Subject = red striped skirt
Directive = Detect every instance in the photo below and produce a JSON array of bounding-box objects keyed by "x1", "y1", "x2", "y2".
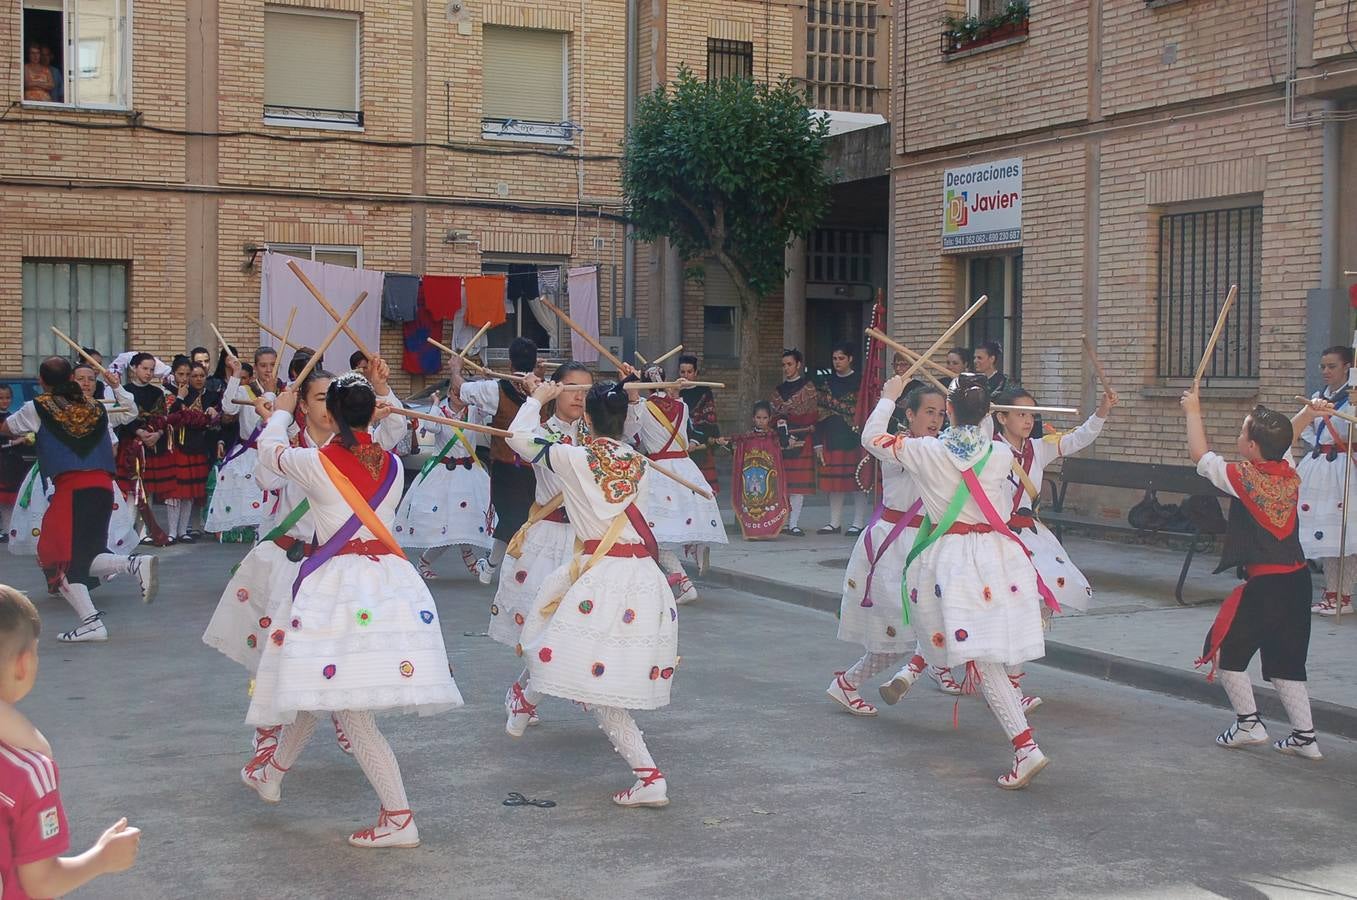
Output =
[
  {"x1": 166, "y1": 448, "x2": 210, "y2": 500},
  {"x1": 818, "y1": 446, "x2": 865, "y2": 494},
  {"x1": 782, "y1": 446, "x2": 816, "y2": 495},
  {"x1": 691, "y1": 448, "x2": 719, "y2": 496}
]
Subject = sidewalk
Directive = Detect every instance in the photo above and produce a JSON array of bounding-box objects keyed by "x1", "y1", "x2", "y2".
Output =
[{"x1": 699, "y1": 514, "x2": 1357, "y2": 738}]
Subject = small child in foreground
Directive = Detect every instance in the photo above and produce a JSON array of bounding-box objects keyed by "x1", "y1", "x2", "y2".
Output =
[
  {"x1": 1181, "y1": 390, "x2": 1322, "y2": 758},
  {"x1": 0, "y1": 584, "x2": 141, "y2": 897}
]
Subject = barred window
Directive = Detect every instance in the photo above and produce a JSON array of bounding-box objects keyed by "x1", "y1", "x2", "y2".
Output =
[
  {"x1": 22, "y1": 260, "x2": 127, "y2": 375},
  {"x1": 707, "y1": 38, "x2": 753, "y2": 82},
  {"x1": 808, "y1": 229, "x2": 874, "y2": 284},
  {"x1": 965, "y1": 253, "x2": 1022, "y2": 380},
  {"x1": 1156, "y1": 207, "x2": 1262, "y2": 380}
]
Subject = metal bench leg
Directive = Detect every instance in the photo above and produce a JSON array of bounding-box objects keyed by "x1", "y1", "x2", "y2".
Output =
[{"x1": 1176, "y1": 543, "x2": 1195, "y2": 606}]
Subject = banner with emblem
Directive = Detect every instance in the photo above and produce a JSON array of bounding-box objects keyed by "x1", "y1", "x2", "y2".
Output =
[{"x1": 731, "y1": 432, "x2": 789, "y2": 540}]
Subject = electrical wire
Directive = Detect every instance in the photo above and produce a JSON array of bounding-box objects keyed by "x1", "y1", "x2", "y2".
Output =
[{"x1": 0, "y1": 103, "x2": 624, "y2": 162}]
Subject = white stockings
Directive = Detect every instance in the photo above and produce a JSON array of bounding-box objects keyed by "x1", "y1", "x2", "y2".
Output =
[
  {"x1": 788, "y1": 494, "x2": 805, "y2": 529},
  {"x1": 270, "y1": 710, "x2": 410, "y2": 811},
  {"x1": 590, "y1": 705, "x2": 657, "y2": 773},
  {"x1": 1321, "y1": 555, "x2": 1357, "y2": 597},
  {"x1": 1272, "y1": 678, "x2": 1314, "y2": 733},
  {"x1": 843, "y1": 652, "x2": 906, "y2": 686},
  {"x1": 1217, "y1": 669, "x2": 1256, "y2": 716},
  {"x1": 976, "y1": 662, "x2": 1030, "y2": 741}
]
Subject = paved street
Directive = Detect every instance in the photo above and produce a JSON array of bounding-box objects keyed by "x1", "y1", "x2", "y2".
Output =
[{"x1": 6, "y1": 540, "x2": 1357, "y2": 899}]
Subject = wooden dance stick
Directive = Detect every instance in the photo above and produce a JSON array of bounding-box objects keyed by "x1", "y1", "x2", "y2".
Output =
[
  {"x1": 277, "y1": 308, "x2": 297, "y2": 365},
  {"x1": 898, "y1": 295, "x2": 989, "y2": 385},
  {"x1": 1294, "y1": 396, "x2": 1357, "y2": 427},
  {"x1": 49, "y1": 327, "x2": 113, "y2": 380},
  {"x1": 458, "y1": 321, "x2": 493, "y2": 358},
  {"x1": 384, "y1": 405, "x2": 514, "y2": 439},
  {"x1": 624, "y1": 380, "x2": 725, "y2": 391},
  {"x1": 425, "y1": 337, "x2": 532, "y2": 383},
  {"x1": 208, "y1": 322, "x2": 233, "y2": 357},
  {"x1": 899, "y1": 362, "x2": 949, "y2": 393},
  {"x1": 865, "y1": 328, "x2": 952, "y2": 379},
  {"x1": 1081, "y1": 334, "x2": 1114, "y2": 395},
  {"x1": 538, "y1": 298, "x2": 627, "y2": 370},
  {"x1": 646, "y1": 458, "x2": 714, "y2": 500},
  {"x1": 290, "y1": 292, "x2": 367, "y2": 388},
  {"x1": 634, "y1": 350, "x2": 649, "y2": 365},
  {"x1": 248, "y1": 316, "x2": 304, "y2": 352},
  {"x1": 992, "y1": 404, "x2": 1079, "y2": 416},
  {"x1": 651, "y1": 344, "x2": 685, "y2": 366},
  {"x1": 286, "y1": 260, "x2": 373, "y2": 359},
  {"x1": 1192, "y1": 284, "x2": 1239, "y2": 390}
]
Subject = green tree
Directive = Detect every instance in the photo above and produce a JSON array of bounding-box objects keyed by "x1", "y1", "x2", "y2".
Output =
[{"x1": 623, "y1": 66, "x2": 832, "y2": 415}]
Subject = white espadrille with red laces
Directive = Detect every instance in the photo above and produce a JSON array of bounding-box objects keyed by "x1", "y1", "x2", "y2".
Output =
[
  {"x1": 1317, "y1": 594, "x2": 1353, "y2": 617},
  {"x1": 1008, "y1": 672, "x2": 1043, "y2": 713},
  {"x1": 332, "y1": 714, "x2": 353, "y2": 755},
  {"x1": 416, "y1": 556, "x2": 438, "y2": 580},
  {"x1": 612, "y1": 767, "x2": 668, "y2": 808},
  {"x1": 997, "y1": 730, "x2": 1049, "y2": 790},
  {"x1": 252, "y1": 725, "x2": 281, "y2": 755},
  {"x1": 505, "y1": 682, "x2": 537, "y2": 738},
  {"x1": 240, "y1": 747, "x2": 286, "y2": 804},
  {"x1": 927, "y1": 665, "x2": 963, "y2": 696},
  {"x1": 460, "y1": 547, "x2": 480, "y2": 576},
  {"x1": 349, "y1": 808, "x2": 420, "y2": 848},
  {"x1": 878, "y1": 656, "x2": 927, "y2": 706},
  {"x1": 826, "y1": 672, "x2": 877, "y2": 717}
]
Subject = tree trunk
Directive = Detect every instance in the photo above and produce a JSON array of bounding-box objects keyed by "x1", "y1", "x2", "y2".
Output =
[{"x1": 735, "y1": 287, "x2": 763, "y2": 433}]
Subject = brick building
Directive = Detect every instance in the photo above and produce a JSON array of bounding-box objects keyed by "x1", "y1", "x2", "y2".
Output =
[
  {"x1": 891, "y1": 0, "x2": 1356, "y2": 517},
  {"x1": 2, "y1": 0, "x2": 892, "y2": 424}
]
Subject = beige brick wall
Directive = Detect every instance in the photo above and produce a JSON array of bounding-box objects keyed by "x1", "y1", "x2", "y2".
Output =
[
  {"x1": 900, "y1": 1, "x2": 1088, "y2": 154},
  {"x1": 1102, "y1": 0, "x2": 1285, "y2": 116},
  {"x1": 1314, "y1": 0, "x2": 1357, "y2": 60}
]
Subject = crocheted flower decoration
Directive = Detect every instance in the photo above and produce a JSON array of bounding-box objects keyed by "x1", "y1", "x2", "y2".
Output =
[
  {"x1": 591, "y1": 662, "x2": 606, "y2": 677},
  {"x1": 271, "y1": 630, "x2": 285, "y2": 646},
  {"x1": 515, "y1": 570, "x2": 528, "y2": 584},
  {"x1": 399, "y1": 660, "x2": 414, "y2": 678},
  {"x1": 259, "y1": 617, "x2": 271, "y2": 629},
  {"x1": 910, "y1": 588, "x2": 918, "y2": 602},
  {"x1": 237, "y1": 588, "x2": 249, "y2": 603},
  {"x1": 420, "y1": 610, "x2": 434, "y2": 624},
  {"x1": 514, "y1": 612, "x2": 525, "y2": 626},
  {"x1": 954, "y1": 629, "x2": 968, "y2": 642},
  {"x1": 650, "y1": 666, "x2": 660, "y2": 680},
  {"x1": 660, "y1": 667, "x2": 675, "y2": 680},
  {"x1": 934, "y1": 584, "x2": 942, "y2": 598},
  {"x1": 886, "y1": 626, "x2": 897, "y2": 637},
  {"x1": 291, "y1": 617, "x2": 301, "y2": 629},
  {"x1": 490, "y1": 604, "x2": 500, "y2": 616},
  {"x1": 931, "y1": 632, "x2": 945, "y2": 648},
  {"x1": 356, "y1": 609, "x2": 372, "y2": 626},
  {"x1": 539, "y1": 647, "x2": 553, "y2": 662},
  {"x1": 1057, "y1": 577, "x2": 1066, "y2": 588},
  {"x1": 622, "y1": 609, "x2": 636, "y2": 624},
  {"x1": 578, "y1": 600, "x2": 594, "y2": 615},
  {"x1": 983, "y1": 587, "x2": 992, "y2": 602},
  {"x1": 246, "y1": 635, "x2": 257, "y2": 649}
]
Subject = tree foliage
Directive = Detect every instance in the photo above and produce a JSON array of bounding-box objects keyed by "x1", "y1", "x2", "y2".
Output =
[{"x1": 623, "y1": 67, "x2": 832, "y2": 301}]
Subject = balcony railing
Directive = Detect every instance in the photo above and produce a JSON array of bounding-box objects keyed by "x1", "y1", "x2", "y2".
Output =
[
  {"x1": 942, "y1": 2, "x2": 1029, "y2": 56},
  {"x1": 263, "y1": 105, "x2": 363, "y2": 128}
]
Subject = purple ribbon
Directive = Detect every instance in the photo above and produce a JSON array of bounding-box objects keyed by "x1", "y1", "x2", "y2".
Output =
[
  {"x1": 220, "y1": 422, "x2": 265, "y2": 467},
  {"x1": 291, "y1": 457, "x2": 399, "y2": 599},
  {"x1": 861, "y1": 498, "x2": 924, "y2": 608}
]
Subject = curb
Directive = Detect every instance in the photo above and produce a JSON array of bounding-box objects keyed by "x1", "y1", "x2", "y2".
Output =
[{"x1": 699, "y1": 566, "x2": 1357, "y2": 742}]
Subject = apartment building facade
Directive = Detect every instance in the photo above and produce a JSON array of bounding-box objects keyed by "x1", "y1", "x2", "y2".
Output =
[{"x1": 891, "y1": 0, "x2": 1355, "y2": 510}]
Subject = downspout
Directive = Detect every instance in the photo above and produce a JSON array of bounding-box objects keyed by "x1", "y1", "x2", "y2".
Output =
[{"x1": 623, "y1": 0, "x2": 638, "y2": 320}]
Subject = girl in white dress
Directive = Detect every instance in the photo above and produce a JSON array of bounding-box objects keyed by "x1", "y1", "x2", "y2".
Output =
[
  {"x1": 504, "y1": 376, "x2": 677, "y2": 808},
  {"x1": 625, "y1": 370, "x2": 726, "y2": 604},
  {"x1": 239, "y1": 372, "x2": 463, "y2": 848},
  {"x1": 393, "y1": 392, "x2": 494, "y2": 568},
  {"x1": 1295, "y1": 345, "x2": 1357, "y2": 615},
  {"x1": 204, "y1": 349, "x2": 280, "y2": 534},
  {"x1": 827, "y1": 383, "x2": 945, "y2": 717},
  {"x1": 872, "y1": 373, "x2": 1050, "y2": 790},
  {"x1": 992, "y1": 384, "x2": 1118, "y2": 709}
]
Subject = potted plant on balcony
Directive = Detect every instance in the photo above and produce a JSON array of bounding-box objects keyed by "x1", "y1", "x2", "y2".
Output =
[{"x1": 943, "y1": 0, "x2": 1029, "y2": 54}]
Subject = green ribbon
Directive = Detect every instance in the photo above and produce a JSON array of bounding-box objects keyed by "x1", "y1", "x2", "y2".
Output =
[
  {"x1": 900, "y1": 447, "x2": 992, "y2": 627},
  {"x1": 414, "y1": 429, "x2": 473, "y2": 487},
  {"x1": 261, "y1": 499, "x2": 310, "y2": 545},
  {"x1": 16, "y1": 463, "x2": 40, "y2": 510}
]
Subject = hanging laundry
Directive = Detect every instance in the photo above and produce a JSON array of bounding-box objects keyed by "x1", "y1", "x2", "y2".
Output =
[
  {"x1": 464, "y1": 274, "x2": 508, "y2": 328},
  {"x1": 403, "y1": 305, "x2": 444, "y2": 375},
  {"x1": 382, "y1": 273, "x2": 421, "y2": 323},
  {"x1": 421, "y1": 275, "x2": 463, "y2": 321},
  {"x1": 260, "y1": 252, "x2": 383, "y2": 372},
  {"x1": 567, "y1": 266, "x2": 601, "y2": 364}
]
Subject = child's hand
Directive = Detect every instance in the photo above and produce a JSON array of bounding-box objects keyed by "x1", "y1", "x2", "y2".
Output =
[
  {"x1": 1308, "y1": 398, "x2": 1336, "y2": 418},
  {"x1": 1180, "y1": 388, "x2": 1201, "y2": 415},
  {"x1": 881, "y1": 374, "x2": 908, "y2": 402},
  {"x1": 272, "y1": 389, "x2": 297, "y2": 415},
  {"x1": 94, "y1": 818, "x2": 141, "y2": 874},
  {"x1": 1097, "y1": 388, "x2": 1119, "y2": 417}
]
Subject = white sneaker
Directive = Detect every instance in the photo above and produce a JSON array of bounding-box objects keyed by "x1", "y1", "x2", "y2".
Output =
[
  {"x1": 1216, "y1": 713, "x2": 1269, "y2": 749},
  {"x1": 675, "y1": 578, "x2": 699, "y2": 605},
  {"x1": 998, "y1": 740, "x2": 1049, "y2": 790},
  {"x1": 1274, "y1": 729, "x2": 1323, "y2": 760},
  {"x1": 826, "y1": 672, "x2": 877, "y2": 717},
  {"x1": 927, "y1": 665, "x2": 963, "y2": 696},
  {"x1": 878, "y1": 662, "x2": 924, "y2": 706},
  {"x1": 505, "y1": 682, "x2": 537, "y2": 738},
  {"x1": 475, "y1": 558, "x2": 497, "y2": 585},
  {"x1": 58, "y1": 614, "x2": 107, "y2": 643},
  {"x1": 129, "y1": 554, "x2": 159, "y2": 603},
  {"x1": 612, "y1": 768, "x2": 669, "y2": 808},
  {"x1": 240, "y1": 752, "x2": 283, "y2": 804},
  {"x1": 332, "y1": 714, "x2": 353, "y2": 756},
  {"x1": 1317, "y1": 595, "x2": 1352, "y2": 617},
  {"x1": 348, "y1": 808, "x2": 420, "y2": 848}
]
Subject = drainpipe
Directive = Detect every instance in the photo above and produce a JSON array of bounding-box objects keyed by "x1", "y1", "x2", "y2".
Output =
[{"x1": 623, "y1": 0, "x2": 638, "y2": 320}]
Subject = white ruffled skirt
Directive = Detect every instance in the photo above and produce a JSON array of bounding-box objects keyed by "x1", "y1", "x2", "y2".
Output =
[
  {"x1": 392, "y1": 461, "x2": 494, "y2": 550},
  {"x1": 637, "y1": 455, "x2": 727, "y2": 547},
  {"x1": 1019, "y1": 521, "x2": 1092, "y2": 613},
  {"x1": 488, "y1": 519, "x2": 576, "y2": 648},
  {"x1": 246, "y1": 554, "x2": 464, "y2": 725},
  {"x1": 202, "y1": 539, "x2": 292, "y2": 673},
  {"x1": 905, "y1": 531, "x2": 1044, "y2": 669},
  {"x1": 1297, "y1": 450, "x2": 1357, "y2": 558},
  {"x1": 836, "y1": 519, "x2": 918, "y2": 654},
  {"x1": 522, "y1": 555, "x2": 678, "y2": 710},
  {"x1": 204, "y1": 449, "x2": 272, "y2": 532}
]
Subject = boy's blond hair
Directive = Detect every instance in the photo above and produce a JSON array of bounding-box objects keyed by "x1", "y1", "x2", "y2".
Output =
[{"x1": 0, "y1": 587, "x2": 41, "y2": 664}]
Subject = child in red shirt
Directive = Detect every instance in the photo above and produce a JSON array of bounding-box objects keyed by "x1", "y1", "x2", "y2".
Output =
[{"x1": 0, "y1": 585, "x2": 140, "y2": 897}]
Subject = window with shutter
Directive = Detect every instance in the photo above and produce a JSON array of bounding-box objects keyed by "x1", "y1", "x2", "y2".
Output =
[
  {"x1": 481, "y1": 25, "x2": 572, "y2": 144},
  {"x1": 22, "y1": 260, "x2": 128, "y2": 374},
  {"x1": 263, "y1": 8, "x2": 361, "y2": 129}
]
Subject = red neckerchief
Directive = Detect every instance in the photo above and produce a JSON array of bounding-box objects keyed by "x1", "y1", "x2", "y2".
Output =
[
  {"x1": 649, "y1": 394, "x2": 685, "y2": 455},
  {"x1": 997, "y1": 433, "x2": 1035, "y2": 517},
  {"x1": 1224, "y1": 459, "x2": 1299, "y2": 541},
  {"x1": 319, "y1": 432, "x2": 389, "y2": 498}
]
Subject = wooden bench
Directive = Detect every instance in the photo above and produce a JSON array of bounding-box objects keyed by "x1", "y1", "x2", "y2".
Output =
[{"x1": 1042, "y1": 457, "x2": 1229, "y2": 606}]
